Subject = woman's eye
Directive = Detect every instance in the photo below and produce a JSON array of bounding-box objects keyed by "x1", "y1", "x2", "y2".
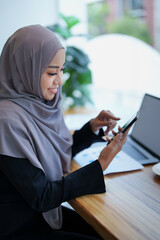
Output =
[
  {"x1": 48, "y1": 68, "x2": 66, "y2": 76},
  {"x1": 48, "y1": 73, "x2": 57, "y2": 76}
]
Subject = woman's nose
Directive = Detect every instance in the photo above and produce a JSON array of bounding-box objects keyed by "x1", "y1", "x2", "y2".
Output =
[{"x1": 54, "y1": 73, "x2": 63, "y2": 85}]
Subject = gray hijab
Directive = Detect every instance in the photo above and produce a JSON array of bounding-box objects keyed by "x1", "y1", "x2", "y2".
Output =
[{"x1": 0, "y1": 25, "x2": 72, "y2": 229}]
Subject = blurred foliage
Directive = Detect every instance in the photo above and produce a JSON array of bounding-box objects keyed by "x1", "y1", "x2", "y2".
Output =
[
  {"x1": 108, "y1": 13, "x2": 152, "y2": 45},
  {"x1": 88, "y1": 1, "x2": 109, "y2": 37},
  {"x1": 87, "y1": 2, "x2": 152, "y2": 45},
  {"x1": 47, "y1": 13, "x2": 92, "y2": 109}
]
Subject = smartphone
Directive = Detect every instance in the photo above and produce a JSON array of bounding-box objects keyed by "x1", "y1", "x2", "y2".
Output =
[
  {"x1": 121, "y1": 111, "x2": 139, "y2": 134},
  {"x1": 107, "y1": 112, "x2": 139, "y2": 144}
]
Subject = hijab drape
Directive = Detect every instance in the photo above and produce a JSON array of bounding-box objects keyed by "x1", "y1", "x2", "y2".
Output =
[{"x1": 0, "y1": 25, "x2": 72, "y2": 229}]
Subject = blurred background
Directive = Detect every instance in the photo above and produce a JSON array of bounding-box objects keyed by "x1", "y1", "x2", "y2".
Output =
[{"x1": 1, "y1": 0, "x2": 160, "y2": 130}]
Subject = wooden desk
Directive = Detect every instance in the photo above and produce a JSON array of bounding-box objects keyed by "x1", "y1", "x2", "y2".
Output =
[{"x1": 69, "y1": 160, "x2": 160, "y2": 240}]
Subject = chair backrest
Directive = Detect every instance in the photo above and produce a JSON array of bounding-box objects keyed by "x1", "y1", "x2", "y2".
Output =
[
  {"x1": 85, "y1": 33, "x2": 160, "y2": 94},
  {"x1": 84, "y1": 33, "x2": 160, "y2": 115}
]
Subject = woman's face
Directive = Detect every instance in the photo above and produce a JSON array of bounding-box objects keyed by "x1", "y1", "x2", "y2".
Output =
[{"x1": 41, "y1": 48, "x2": 65, "y2": 101}]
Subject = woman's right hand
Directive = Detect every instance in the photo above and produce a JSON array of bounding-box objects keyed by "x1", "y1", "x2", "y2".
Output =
[{"x1": 98, "y1": 127, "x2": 130, "y2": 171}]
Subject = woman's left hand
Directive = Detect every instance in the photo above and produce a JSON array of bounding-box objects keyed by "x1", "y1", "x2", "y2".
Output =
[{"x1": 90, "y1": 110, "x2": 120, "y2": 136}]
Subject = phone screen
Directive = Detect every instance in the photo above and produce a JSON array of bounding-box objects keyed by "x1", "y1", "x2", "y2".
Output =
[
  {"x1": 121, "y1": 112, "x2": 139, "y2": 134},
  {"x1": 108, "y1": 112, "x2": 139, "y2": 144}
]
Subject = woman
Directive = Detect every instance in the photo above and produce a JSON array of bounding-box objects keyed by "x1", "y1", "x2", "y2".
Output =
[{"x1": 0, "y1": 25, "x2": 129, "y2": 240}]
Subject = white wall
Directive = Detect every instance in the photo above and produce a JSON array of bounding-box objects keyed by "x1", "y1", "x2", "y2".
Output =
[{"x1": 0, "y1": 0, "x2": 59, "y2": 53}]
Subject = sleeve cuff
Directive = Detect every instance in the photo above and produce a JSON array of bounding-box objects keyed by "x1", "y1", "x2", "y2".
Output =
[{"x1": 63, "y1": 160, "x2": 106, "y2": 202}]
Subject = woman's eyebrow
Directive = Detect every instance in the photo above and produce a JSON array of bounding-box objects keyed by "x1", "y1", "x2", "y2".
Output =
[
  {"x1": 48, "y1": 63, "x2": 65, "y2": 69},
  {"x1": 48, "y1": 65, "x2": 59, "y2": 69}
]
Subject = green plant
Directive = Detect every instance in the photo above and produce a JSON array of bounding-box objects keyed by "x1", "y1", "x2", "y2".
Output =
[
  {"x1": 108, "y1": 13, "x2": 152, "y2": 45},
  {"x1": 47, "y1": 13, "x2": 92, "y2": 109},
  {"x1": 88, "y1": 1, "x2": 109, "y2": 37}
]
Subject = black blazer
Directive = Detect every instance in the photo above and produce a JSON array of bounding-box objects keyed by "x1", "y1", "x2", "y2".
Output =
[{"x1": 0, "y1": 122, "x2": 106, "y2": 238}]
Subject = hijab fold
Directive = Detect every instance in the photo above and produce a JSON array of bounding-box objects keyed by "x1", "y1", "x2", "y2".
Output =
[{"x1": 0, "y1": 25, "x2": 72, "y2": 229}]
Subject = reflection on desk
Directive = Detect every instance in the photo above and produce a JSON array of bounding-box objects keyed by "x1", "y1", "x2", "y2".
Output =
[{"x1": 69, "y1": 160, "x2": 160, "y2": 240}]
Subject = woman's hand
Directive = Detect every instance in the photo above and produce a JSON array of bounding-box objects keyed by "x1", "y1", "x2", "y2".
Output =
[
  {"x1": 90, "y1": 110, "x2": 120, "y2": 135},
  {"x1": 98, "y1": 127, "x2": 130, "y2": 171}
]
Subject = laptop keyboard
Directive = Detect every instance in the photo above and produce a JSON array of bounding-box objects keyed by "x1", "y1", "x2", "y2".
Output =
[{"x1": 122, "y1": 141, "x2": 148, "y2": 161}]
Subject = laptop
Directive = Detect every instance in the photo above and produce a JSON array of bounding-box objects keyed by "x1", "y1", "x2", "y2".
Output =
[{"x1": 122, "y1": 93, "x2": 160, "y2": 165}]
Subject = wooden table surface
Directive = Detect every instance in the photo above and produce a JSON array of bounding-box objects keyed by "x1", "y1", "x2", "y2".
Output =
[{"x1": 69, "y1": 160, "x2": 160, "y2": 240}]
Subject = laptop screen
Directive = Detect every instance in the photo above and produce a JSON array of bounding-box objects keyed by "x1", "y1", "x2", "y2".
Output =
[{"x1": 131, "y1": 94, "x2": 160, "y2": 159}]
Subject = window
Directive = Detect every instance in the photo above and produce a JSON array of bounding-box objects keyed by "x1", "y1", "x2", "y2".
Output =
[{"x1": 125, "y1": 0, "x2": 146, "y2": 18}]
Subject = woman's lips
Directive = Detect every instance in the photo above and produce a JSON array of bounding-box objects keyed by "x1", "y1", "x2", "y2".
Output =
[{"x1": 48, "y1": 88, "x2": 58, "y2": 94}]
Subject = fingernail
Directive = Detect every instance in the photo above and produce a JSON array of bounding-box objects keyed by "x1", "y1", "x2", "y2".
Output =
[
  {"x1": 119, "y1": 132, "x2": 123, "y2": 138},
  {"x1": 118, "y1": 132, "x2": 123, "y2": 138}
]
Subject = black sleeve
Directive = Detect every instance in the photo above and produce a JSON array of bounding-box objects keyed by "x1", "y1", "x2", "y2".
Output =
[
  {"x1": 72, "y1": 121, "x2": 105, "y2": 157},
  {"x1": 0, "y1": 154, "x2": 105, "y2": 213}
]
